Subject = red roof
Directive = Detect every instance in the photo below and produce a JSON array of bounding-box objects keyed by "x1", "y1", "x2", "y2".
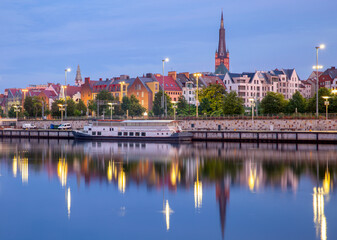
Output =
[
  {"x1": 66, "y1": 86, "x2": 81, "y2": 97},
  {"x1": 41, "y1": 90, "x2": 58, "y2": 98},
  {"x1": 28, "y1": 90, "x2": 42, "y2": 97},
  {"x1": 154, "y1": 74, "x2": 181, "y2": 91},
  {"x1": 200, "y1": 76, "x2": 225, "y2": 87}
]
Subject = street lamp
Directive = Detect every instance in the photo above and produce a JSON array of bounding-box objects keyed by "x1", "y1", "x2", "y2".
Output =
[
  {"x1": 172, "y1": 105, "x2": 177, "y2": 120},
  {"x1": 143, "y1": 111, "x2": 148, "y2": 119},
  {"x1": 193, "y1": 73, "x2": 202, "y2": 118},
  {"x1": 322, "y1": 96, "x2": 330, "y2": 120},
  {"x1": 162, "y1": 58, "x2": 169, "y2": 118},
  {"x1": 108, "y1": 102, "x2": 117, "y2": 120},
  {"x1": 64, "y1": 68, "x2": 71, "y2": 118},
  {"x1": 13, "y1": 105, "x2": 20, "y2": 120},
  {"x1": 58, "y1": 104, "x2": 66, "y2": 121},
  {"x1": 314, "y1": 44, "x2": 325, "y2": 118},
  {"x1": 249, "y1": 98, "x2": 255, "y2": 123}
]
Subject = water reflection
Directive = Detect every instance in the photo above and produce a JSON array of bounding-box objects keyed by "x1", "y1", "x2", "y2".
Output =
[{"x1": 1, "y1": 139, "x2": 337, "y2": 239}]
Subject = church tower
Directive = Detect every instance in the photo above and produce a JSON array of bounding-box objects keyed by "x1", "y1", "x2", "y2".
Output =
[
  {"x1": 75, "y1": 65, "x2": 83, "y2": 86},
  {"x1": 215, "y1": 11, "x2": 229, "y2": 72}
]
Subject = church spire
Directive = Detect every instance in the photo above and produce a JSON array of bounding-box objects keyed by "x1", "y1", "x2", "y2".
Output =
[
  {"x1": 215, "y1": 10, "x2": 230, "y2": 72},
  {"x1": 221, "y1": 10, "x2": 224, "y2": 29},
  {"x1": 75, "y1": 65, "x2": 83, "y2": 86}
]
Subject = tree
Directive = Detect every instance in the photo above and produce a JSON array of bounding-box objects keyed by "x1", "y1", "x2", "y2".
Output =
[
  {"x1": 152, "y1": 91, "x2": 173, "y2": 116},
  {"x1": 66, "y1": 98, "x2": 76, "y2": 117},
  {"x1": 223, "y1": 91, "x2": 245, "y2": 115},
  {"x1": 199, "y1": 98, "x2": 212, "y2": 115},
  {"x1": 307, "y1": 87, "x2": 331, "y2": 113},
  {"x1": 76, "y1": 99, "x2": 87, "y2": 116},
  {"x1": 121, "y1": 95, "x2": 146, "y2": 117},
  {"x1": 8, "y1": 106, "x2": 17, "y2": 118},
  {"x1": 51, "y1": 99, "x2": 64, "y2": 117},
  {"x1": 32, "y1": 96, "x2": 42, "y2": 118},
  {"x1": 93, "y1": 90, "x2": 115, "y2": 116},
  {"x1": 286, "y1": 91, "x2": 307, "y2": 114},
  {"x1": 260, "y1": 92, "x2": 287, "y2": 114},
  {"x1": 199, "y1": 84, "x2": 226, "y2": 116},
  {"x1": 23, "y1": 96, "x2": 34, "y2": 116}
]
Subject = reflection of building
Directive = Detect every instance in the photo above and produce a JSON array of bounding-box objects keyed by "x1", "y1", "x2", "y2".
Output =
[{"x1": 216, "y1": 180, "x2": 230, "y2": 239}]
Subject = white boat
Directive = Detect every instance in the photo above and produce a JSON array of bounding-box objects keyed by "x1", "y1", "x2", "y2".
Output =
[{"x1": 72, "y1": 120, "x2": 192, "y2": 142}]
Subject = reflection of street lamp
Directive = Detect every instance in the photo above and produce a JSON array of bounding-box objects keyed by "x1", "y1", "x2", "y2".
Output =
[
  {"x1": 64, "y1": 68, "x2": 71, "y2": 118},
  {"x1": 58, "y1": 104, "x2": 66, "y2": 121},
  {"x1": 194, "y1": 73, "x2": 202, "y2": 118},
  {"x1": 314, "y1": 44, "x2": 325, "y2": 118},
  {"x1": 322, "y1": 96, "x2": 330, "y2": 120},
  {"x1": 249, "y1": 98, "x2": 255, "y2": 123},
  {"x1": 162, "y1": 58, "x2": 169, "y2": 117}
]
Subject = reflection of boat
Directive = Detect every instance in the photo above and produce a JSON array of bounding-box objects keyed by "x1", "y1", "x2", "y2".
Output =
[{"x1": 73, "y1": 120, "x2": 192, "y2": 142}]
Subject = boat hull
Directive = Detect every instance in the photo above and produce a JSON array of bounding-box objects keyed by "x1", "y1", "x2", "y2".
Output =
[{"x1": 72, "y1": 131, "x2": 192, "y2": 142}]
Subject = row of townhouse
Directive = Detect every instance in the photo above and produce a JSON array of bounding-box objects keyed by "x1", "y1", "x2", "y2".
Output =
[
  {"x1": 80, "y1": 72, "x2": 224, "y2": 112},
  {"x1": 222, "y1": 68, "x2": 303, "y2": 107}
]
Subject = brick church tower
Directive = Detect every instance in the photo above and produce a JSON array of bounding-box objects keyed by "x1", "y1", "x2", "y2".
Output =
[{"x1": 215, "y1": 11, "x2": 229, "y2": 72}]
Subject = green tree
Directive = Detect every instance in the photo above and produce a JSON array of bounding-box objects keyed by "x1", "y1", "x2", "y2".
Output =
[
  {"x1": 286, "y1": 91, "x2": 307, "y2": 114},
  {"x1": 8, "y1": 106, "x2": 17, "y2": 118},
  {"x1": 307, "y1": 87, "x2": 331, "y2": 113},
  {"x1": 76, "y1": 99, "x2": 87, "y2": 116},
  {"x1": 51, "y1": 99, "x2": 65, "y2": 117},
  {"x1": 199, "y1": 84, "x2": 226, "y2": 116},
  {"x1": 65, "y1": 98, "x2": 76, "y2": 117},
  {"x1": 223, "y1": 91, "x2": 245, "y2": 115},
  {"x1": 152, "y1": 91, "x2": 173, "y2": 116},
  {"x1": 23, "y1": 96, "x2": 34, "y2": 116},
  {"x1": 199, "y1": 98, "x2": 212, "y2": 115},
  {"x1": 121, "y1": 95, "x2": 146, "y2": 117},
  {"x1": 92, "y1": 90, "x2": 115, "y2": 116},
  {"x1": 260, "y1": 92, "x2": 287, "y2": 114},
  {"x1": 32, "y1": 96, "x2": 42, "y2": 118}
]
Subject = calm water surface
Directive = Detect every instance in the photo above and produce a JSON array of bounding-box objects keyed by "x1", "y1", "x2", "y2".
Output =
[{"x1": 0, "y1": 139, "x2": 336, "y2": 240}]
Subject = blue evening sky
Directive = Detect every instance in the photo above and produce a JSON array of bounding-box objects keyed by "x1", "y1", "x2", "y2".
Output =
[{"x1": 0, "y1": 0, "x2": 336, "y2": 91}]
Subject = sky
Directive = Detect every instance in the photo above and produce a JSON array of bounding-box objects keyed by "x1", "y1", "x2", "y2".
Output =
[{"x1": 0, "y1": 0, "x2": 336, "y2": 91}]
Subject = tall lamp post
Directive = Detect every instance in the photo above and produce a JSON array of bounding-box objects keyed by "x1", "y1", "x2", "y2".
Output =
[
  {"x1": 13, "y1": 105, "x2": 20, "y2": 120},
  {"x1": 108, "y1": 102, "x2": 117, "y2": 120},
  {"x1": 58, "y1": 104, "x2": 66, "y2": 122},
  {"x1": 162, "y1": 58, "x2": 169, "y2": 117},
  {"x1": 64, "y1": 68, "x2": 71, "y2": 118},
  {"x1": 249, "y1": 98, "x2": 255, "y2": 124},
  {"x1": 193, "y1": 73, "x2": 202, "y2": 118},
  {"x1": 322, "y1": 96, "x2": 330, "y2": 120},
  {"x1": 314, "y1": 44, "x2": 325, "y2": 118}
]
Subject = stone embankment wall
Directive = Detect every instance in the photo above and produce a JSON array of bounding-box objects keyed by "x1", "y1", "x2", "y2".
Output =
[
  {"x1": 180, "y1": 119, "x2": 337, "y2": 131},
  {"x1": 17, "y1": 120, "x2": 89, "y2": 130}
]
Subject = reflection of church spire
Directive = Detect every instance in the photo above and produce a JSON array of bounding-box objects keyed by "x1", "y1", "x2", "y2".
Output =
[{"x1": 216, "y1": 180, "x2": 230, "y2": 239}]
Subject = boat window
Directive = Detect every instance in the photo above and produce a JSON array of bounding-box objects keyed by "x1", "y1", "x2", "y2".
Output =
[
  {"x1": 141, "y1": 132, "x2": 146, "y2": 136},
  {"x1": 123, "y1": 132, "x2": 128, "y2": 136},
  {"x1": 103, "y1": 128, "x2": 105, "y2": 131},
  {"x1": 110, "y1": 128, "x2": 114, "y2": 131},
  {"x1": 118, "y1": 132, "x2": 122, "y2": 136},
  {"x1": 129, "y1": 132, "x2": 134, "y2": 136},
  {"x1": 92, "y1": 132, "x2": 96, "y2": 136},
  {"x1": 98, "y1": 132, "x2": 102, "y2": 136},
  {"x1": 135, "y1": 132, "x2": 140, "y2": 136},
  {"x1": 157, "y1": 133, "x2": 159, "y2": 135},
  {"x1": 166, "y1": 133, "x2": 169, "y2": 135},
  {"x1": 88, "y1": 128, "x2": 92, "y2": 131},
  {"x1": 191, "y1": 123, "x2": 195, "y2": 128},
  {"x1": 162, "y1": 133, "x2": 164, "y2": 135}
]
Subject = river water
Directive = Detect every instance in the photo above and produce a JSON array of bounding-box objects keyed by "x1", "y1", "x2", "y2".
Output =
[{"x1": 0, "y1": 139, "x2": 336, "y2": 240}]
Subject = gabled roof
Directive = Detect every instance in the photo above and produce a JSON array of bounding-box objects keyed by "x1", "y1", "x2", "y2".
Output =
[
  {"x1": 28, "y1": 90, "x2": 41, "y2": 97},
  {"x1": 138, "y1": 77, "x2": 155, "y2": 92},
  {"x1": 200, "y1": 76, "x2": 225, "y2": 87},
  {"x1": 154, "y1": 74, "x2": 182, "y2": 91},
  {"x1": 215, "y1": 63, "x2": 229, "y2": 75},
  {"x1": 66, "y1": 86, "x2": 81, "y2": 97},
  {"x1": 321, "y1": 67, "x2": 337, "y2": 80},
  {"x1": 40, "y1": 90, "x2": 58, "y2": 99}
]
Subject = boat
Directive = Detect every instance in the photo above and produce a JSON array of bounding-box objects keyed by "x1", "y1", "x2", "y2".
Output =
[{"x1": 72, "y1": 120, "x2": 193, "y2": 142}]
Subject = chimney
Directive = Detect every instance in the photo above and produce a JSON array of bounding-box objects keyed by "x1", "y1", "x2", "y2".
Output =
[
  {"x1": 99, "y1": 78, "x2": 102, "y2": 81},
  {"x1": 331, "y1": 67, "x2": 336, "y2": 70},
  {"x1": 85, "y1": 77, "x2": 90, "y2": 85},
  {"x1": 180, "y1": 72, "x2": 189, "y2": 79},
  {"x1": 168, "y1": 71, "x2": 177, "y2": 81},
  {"x1": 146, "y1": 73, "x2": 153, "y2": 78}
]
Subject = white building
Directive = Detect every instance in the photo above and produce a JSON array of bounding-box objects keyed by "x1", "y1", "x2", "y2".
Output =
[{"x1": 223, "y1": 69, "x2": 301, "y2": 107}]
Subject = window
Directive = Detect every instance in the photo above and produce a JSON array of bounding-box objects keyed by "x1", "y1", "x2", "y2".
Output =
[
  {"x1": 155, "y1": 84, "x2": 158, "y2": 90},
  {"x1": 97, "y1": 132, "x2": 102, "y2": 136},
  {"x1": 141, "y1": 132, "x2": 146, "y2": 136},
  {"x1": 137, "y1": 92, "x2": 139, "y2": 97},
  {"x1": 141, "y1": 92, "x2": 144, "y2": 97},
  {"x1": 191, "y1": 123, "x2": 195, "y2": 128},
  {"x1": 141, "y1": 100, "x2": 144, "y2": 105},
  {"x1": 118, "y1": 132, "x2": 122, "y2": 136},
  {"x1": 110, "y1": 128, "x2": 114, "y2": 131},
  {"x1": 129, "y1": 132, "x2": 134, "y2": 136},
  {"x1": 123, "y1": 132, "x2": 128, "y2": 136},
  {"x1": 123, "y1": 85, "x2": 126, "y2": 91},
  {"x1": 92, "y1": 132, "x2": 96, "y2": 136},
  {"x1": 88, "y1": 128, "x2": 92, "y2": 131},
  {"x1": 135, "y1": 132, "x2": 140, "y2": 136}
]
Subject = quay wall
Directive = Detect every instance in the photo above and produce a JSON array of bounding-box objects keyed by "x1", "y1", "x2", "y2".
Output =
[
  {"x1": 17, "y1": 120, "x2": 89, "y2": 130},
  {"x1": 179, "y1": 119, "x2": 337, "y2": 131},
  {"x1": 16, "y1": 119, "x2": 337, "y2": 131}
]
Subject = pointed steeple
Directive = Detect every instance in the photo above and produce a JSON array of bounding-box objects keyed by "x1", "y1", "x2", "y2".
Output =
[
  {"x1": 75, "y1": 65, "x2": 83, "y2": 86},
  {"x1": 220, "y1": 10, "x2": 224, "y2": 29}
]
